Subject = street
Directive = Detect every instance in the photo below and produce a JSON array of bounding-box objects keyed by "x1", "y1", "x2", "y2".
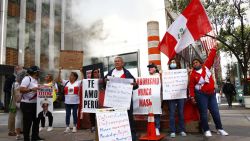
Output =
[{"x1": 1, "y1": 100, "x2": 250, "y2": 141}]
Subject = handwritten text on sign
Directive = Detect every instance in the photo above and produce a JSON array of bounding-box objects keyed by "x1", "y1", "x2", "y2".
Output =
[
  {"x1": 96, "y1": 109, "x2": 132, "y2": 141},
  {"x1": 82, "y1": 79, "x2": 99, "y2": 113},
  {"x1": 133, "y1": 77, "x2": 162, "y2": 114},
  {"x1": 163, "y1": 69, "x2": 188, "y2": 100},
  {"x1": 104, "y1": 80, "x2": 133, "y2": 109}
]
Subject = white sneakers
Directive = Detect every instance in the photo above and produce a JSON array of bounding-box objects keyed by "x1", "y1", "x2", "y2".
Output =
[
  {"x1": 16, "y1": 135, "x2": 22, "y2": 140},
  {"x1": 217, "y1": 129, "x2": 229, "y2": 136},
  {"x1": 47, "y1": 127, "x2": 53, "y2": 132},
  {"x1": 64, "y1": 127, "x2": 77, "y2": 133},
  {"x1": 204, "y1": 130, "x2": 212, "y2": 137},
  {"x1": 64, "y1": 127, "x2": 71, "y2": 133},
  {"x1": 39, "y1": 127, "x2": 44, "y2": 132},
  {"x1": 72, "y1": 127, "x2": 77, "y2": 133},
  {"x1": 155, "y1": 128, "x2": 160, "y2": 135},
  {"x1": 40, "y1": 127, "x2": 53, "y2": 132},
  {"x1": 180, "y1": 132, "x2": 187, "y2": 137},
  {"x1": 170, "y1": 133, "x2": 176, "y2": 138},
  {"x1": 204, "y1": 130, "x2": 229, "y2": 137}
]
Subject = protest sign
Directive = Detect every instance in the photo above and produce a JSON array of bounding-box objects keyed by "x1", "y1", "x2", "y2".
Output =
[
  {"x1": 82, "y1": 63, "x2": 104, "y2": 79},
  {"x1": 96, "y1": 108, "x2": 132, "y2": 141},
  {"x1": 37, "y1": 86, "x2": 53, "y2": 116},
  {"x1": 104, "y1": 78, "x2": 133, "y2": 109},
  {"x1": 82, "y1": 79, "x2": 99, "y2": 113},
  {"x1": 59, "y1": 50, "x2": 83, "y2": 70},
  {"x1": 133, "y1": 76, "x2": 162, "y2": 114},
  {"x1": 162, "y1": 69, "x2": 188, "y2": 100}
]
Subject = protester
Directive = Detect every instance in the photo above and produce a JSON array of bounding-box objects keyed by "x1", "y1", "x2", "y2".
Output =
[
  {"x1": 14, "y1": 69, "x2": 26, "y2": 140},
  {"x1": 189, "y1": 47, "x2": 229, "y2": 137},
  {"x1": 20, "y1": 66, "x2": 43, "y2": 141},
  {"x1": 222, "y1": 78, "x2": 236, "y2": 108},
  {"x1": 4, "y1": 70, "x2": 16, "y2": 113},
  {"x1": 89, "y1": 68, "x2": 104, "y2": 132},
  {"x1": 167, "y1": 59, "x2": 187, "y2": 138},
  {"x1": 147, "y1": 63, "x2": 161, "y2": 136},
  {"x1": 104, "y1": 56, "x2": 138, "y2": 141},
  {"x1": 44, "y1": 74, "x2": 58, "y2": 102},
  {"x1": 57, "y1": 68, "x2": 83, "y2": 133},
  {"x1": 38, "y1": 98, "x2": 53, "y2": 132},
  {"x1": 7, "y1": 66, "x2": 23, "y2": 136}
]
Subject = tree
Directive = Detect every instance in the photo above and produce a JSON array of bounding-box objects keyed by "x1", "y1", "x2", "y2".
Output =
[{"x1": 169, "y1": 0, "x2": 250, "y2": 95}]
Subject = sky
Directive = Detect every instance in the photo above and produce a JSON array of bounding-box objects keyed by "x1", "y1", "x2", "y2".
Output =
[{"x1": 69, "y1": 0, "x2": 249, "y2": 78}]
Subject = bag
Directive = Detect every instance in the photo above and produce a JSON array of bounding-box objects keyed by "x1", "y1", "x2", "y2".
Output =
[{"x1": 56, "y1": 81, "x2": 69, "y2": 102}]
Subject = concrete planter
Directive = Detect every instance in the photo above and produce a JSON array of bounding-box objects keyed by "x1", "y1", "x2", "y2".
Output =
[{"x1": 244, "y1": 96, "x2": 250, "y2": 108}]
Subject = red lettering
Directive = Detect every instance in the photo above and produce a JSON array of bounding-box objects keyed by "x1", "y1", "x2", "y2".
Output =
[
  {"x1": 136, "y1": 78, "x2": 159, "y2": 85},
  {"x1": 139, "y1": 99, "x2": 152, "y2": 107},
  {"x1": 138, "y1": 88, "x2": 152, "y2": 96}
]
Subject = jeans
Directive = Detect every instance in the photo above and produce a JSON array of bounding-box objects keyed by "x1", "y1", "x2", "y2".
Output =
[
  {"x1": 65, "y1": 104, "x2": 78, "y2": 126},
  {"x1": 168, "y1": 99, "x2": 185, "y2": 133},
  {"x1": 38, "y1": 111, "x2": 53, "y2": 127},
  {"x1": 195, "y1": 91, "x2": 223, "y2": 132},
  {"x1": 20, "y1": 102, "x2": 39, "y2": 141},
  {"x1": 155, "y1": 115, "x2": 161, "y2": 129}
]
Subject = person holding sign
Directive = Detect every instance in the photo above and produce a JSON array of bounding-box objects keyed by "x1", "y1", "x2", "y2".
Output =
[
  {"x1": 20, "y1": 66, "x2": 44, "y2": 141},
  {"x1": 147, "y1": 63, "x2": 161, "y2": 136},
  {"x1": 189, "y1": 46, "x2": 228, "y2": 137},
  {"x1": 167, "y1": 59, "x2": 187, "y2": 138},
  {"x1": 44, "y1": 74, "x2": 58, "y2": 102},
  {"x1": 104, "y1": 56, "x2": 138, "y2": 141},
  {"x1": 88, "y1": 68, "x2": 104, "y2": 132},
  {"x1": 57, "y1": 68, "x2": 83, "y2": 133}
]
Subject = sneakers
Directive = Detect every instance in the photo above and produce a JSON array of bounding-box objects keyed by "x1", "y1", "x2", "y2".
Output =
[
  {"x1": 47, "y1": 127, "x2": 53, "y2": 132},
  {"x1": 64, "y1": 127, "x2": 71, "y2": 133},
  {"x1": 217, "y1": 129, "x2": 229, "y2": 136},
  {"x1": 204, "y1": 130, "x2": 212, "y2": 137},
  {"x1": 72, "y1": 127, "x2": 77, "y2": 133},
  {"x1": 155, "y1": 128, "x2": 160, "y2": 136},
  {"x1": 91, "y1": 126, "x2": 96, "y2": 133},
  {"x1": 39, "y1": 127, "x2": 44, "y2": 132},
  {"x1": 16, "y1": 135, "x2": 22, "y2": 140},
  {"x1": 170, "y1": 133, "x2": 176, "y2": 138},
  {"x1": 180, "y1": 131, "x2": 187, "y2": 137}
]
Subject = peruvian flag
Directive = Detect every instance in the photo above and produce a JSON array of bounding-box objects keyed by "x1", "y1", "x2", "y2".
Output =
[{"x1": 158, "y1": 0, "x2": 212, "y2": 59}]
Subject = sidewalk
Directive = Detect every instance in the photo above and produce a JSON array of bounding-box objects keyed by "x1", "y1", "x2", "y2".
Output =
[{"x1": 0, "y1": 104, "x2": 250, "y2": 141}]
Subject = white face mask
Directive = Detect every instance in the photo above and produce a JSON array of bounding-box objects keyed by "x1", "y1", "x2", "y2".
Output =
[{"x1": 170, "y1": 63, "x2": 177, "y2": 69}]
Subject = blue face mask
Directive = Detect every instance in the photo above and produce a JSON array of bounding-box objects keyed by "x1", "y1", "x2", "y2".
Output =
[
  {"x1": 170, "y1": 63, "x2": 177, "y2": 69},
  {"x1": 194, "y1": 65, "x2": 202, "y2": 70}
]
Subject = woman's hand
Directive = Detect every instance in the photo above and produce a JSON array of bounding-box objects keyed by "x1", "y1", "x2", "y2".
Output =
[{"x1": 190, "y1": 96, "x2": 196, "y2": 104}]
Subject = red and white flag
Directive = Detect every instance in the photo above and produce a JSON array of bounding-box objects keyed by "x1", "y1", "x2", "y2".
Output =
[
  {"x1": 158, "y1": 0, "x2": 212, "y2": 60},
  {"x1": 200, "y1": 31, "x2": 217, "y2": 54}
]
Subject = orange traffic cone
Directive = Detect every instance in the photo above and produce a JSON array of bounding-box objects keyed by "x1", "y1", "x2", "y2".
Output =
[{"x1": 139, "y1": 107, "x2": 165, "y2": 141}]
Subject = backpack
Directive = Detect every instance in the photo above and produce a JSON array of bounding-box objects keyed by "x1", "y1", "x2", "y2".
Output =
[{"x1": 56, "y1": 81, "x2": 69, "y2": 102}]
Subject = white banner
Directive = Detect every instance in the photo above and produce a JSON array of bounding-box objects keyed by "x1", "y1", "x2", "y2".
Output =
[
  {"x1": 133, "y1": 76, "x2": 162, "y2": 114},
  {"x1": 96, "y1": 108, "x2": 132, "y2": 141},
  {"x1": 163, "y1": 69, "x2": 188, "y2": 100},
  {"x1": 82, "y1": 79, "x2": 99, "y2": 113},
  {"x1": 104, "y1": 79, "x2": 133, "y2": 109},
  {"x1": 37, "y1": 86, "x2": 53, "y2": 117}
]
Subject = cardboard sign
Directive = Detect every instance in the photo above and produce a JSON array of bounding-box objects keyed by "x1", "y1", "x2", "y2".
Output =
[
  {"x1": 162, "y1": 69, "x2": 188, "y2": 100},
  {"x1": 37, "y1": 86, "x2": 53, "y2": 117},
  {"x1": 82, "y1": 79, "x2": 99, "y2": 113},
  {"x1": 104, "y1": 79, "x2": 133, "y2": 109},
  {"x1": 96, "y1": 108, "x2": 132, "y2": 141},
  {"x1": 59, "y1": 50, "x2": 83, "y2": 70},
  {"x1": 133, "y1": 76, "x2": 162, "y2": 114}
]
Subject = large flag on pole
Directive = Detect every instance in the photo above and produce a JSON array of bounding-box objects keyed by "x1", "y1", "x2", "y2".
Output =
[{"x1": 158, "y1": 0, "x2": 212, "y2": 60}]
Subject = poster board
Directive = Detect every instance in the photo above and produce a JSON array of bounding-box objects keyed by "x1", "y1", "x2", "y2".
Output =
[
  {"x1": 162, "y1": 69, "x2": 188, "y2": 100},
  {"x1": 82, "y1": 79, "x2": 99, "y2": 113},
  {"x1": 82, "y1": 63, "x2": 104, "y2": 79},
  {"x1": 104, "y1": 78, "x2": 133, "y2": 109},
  {"x1": 37, "y1": 86, "x2": 53, "y2": 117},
  {"x1": 59, "y1": 50, "x2": 83, "y2": 70},
  {"x1": 96, "y1": 108, "x2": 132, "y2": 141},
  {"x1": 133, "y1": 76, "x2": 162, "y2": 114}
]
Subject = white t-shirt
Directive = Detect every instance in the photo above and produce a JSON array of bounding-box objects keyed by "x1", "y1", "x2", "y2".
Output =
[
  {"x1": 20, "y1": 76, "x2": 38, "y2": 103},
  {"x1": 111, "y1": 69, "x2": 124, "y2": 78},
  {"x1": 63, "y1": 80, "x2": 82, "y2": 104}
]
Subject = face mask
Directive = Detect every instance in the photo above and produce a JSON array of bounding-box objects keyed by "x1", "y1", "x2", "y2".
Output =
[
  {"x1": 170, "y1": 63, "x2": 177, "y2": 69},
  {"x1": 194, "y1": 65, "x2": 202, "y2": 70}
]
